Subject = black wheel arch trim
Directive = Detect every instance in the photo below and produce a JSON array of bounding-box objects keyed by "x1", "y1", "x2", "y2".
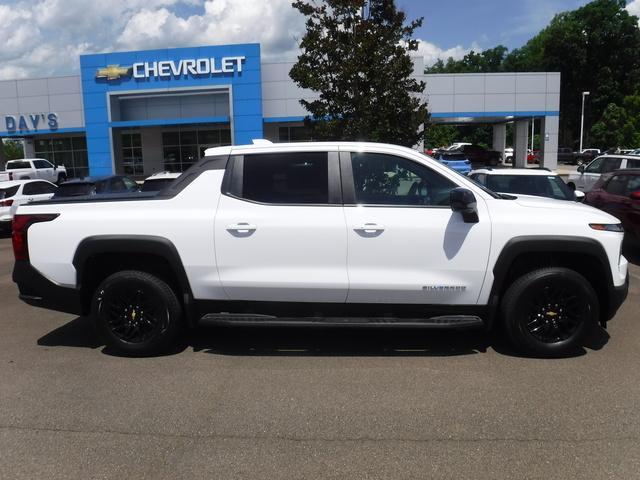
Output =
[
  {"x1": 488, "y1": 235, "x2": 621, "y2": 327},
  {"x1": 72, "y1": 235, "x2": 196, "y2": 325}
]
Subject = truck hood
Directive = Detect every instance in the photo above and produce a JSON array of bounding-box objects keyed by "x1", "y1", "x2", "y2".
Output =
[
  {"x1": 490, "y1": 195, "x2": 620, "y2": 223},
  {"x1": 507, "y1": 194, "x2": 620, "y2": 222}
]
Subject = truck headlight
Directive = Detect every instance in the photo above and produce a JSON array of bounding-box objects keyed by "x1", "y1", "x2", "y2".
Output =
[{"x1": 589, "y1": 223, "x2": 624, "y2": 233}]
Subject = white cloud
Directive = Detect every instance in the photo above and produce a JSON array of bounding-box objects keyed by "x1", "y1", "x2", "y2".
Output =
[
  {"x1": 626, "y1": 0, "x2": 640, "y2": 18},
  {"x1": 0, "y1": 0, "x2": 478, "y2": 80},
  {"x1": 416, "y1": 39, "x2": 480, "y2": 66}
]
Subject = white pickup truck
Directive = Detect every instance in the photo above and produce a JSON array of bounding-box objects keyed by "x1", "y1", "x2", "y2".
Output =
[
  {"x1": 0, "y1": 158, "x2": 67, "y2": 184},
  {"x1": 12, "y1": 141, "x2": 629, "y2": 357}
]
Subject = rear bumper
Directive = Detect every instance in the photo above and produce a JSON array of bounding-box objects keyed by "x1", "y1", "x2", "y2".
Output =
[{"x1": 12, "y1": 260, "x2": 85, "y2": 316}]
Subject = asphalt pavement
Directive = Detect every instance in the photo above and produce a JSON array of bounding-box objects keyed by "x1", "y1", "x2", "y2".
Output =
[{"x1": 1, "y1": 235, "x2": 639, "y2": 479}]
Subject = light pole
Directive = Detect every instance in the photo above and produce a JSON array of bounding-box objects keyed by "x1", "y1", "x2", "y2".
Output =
[{"x1": 580, "y1": 91, "x2": 590, "y2": 152}]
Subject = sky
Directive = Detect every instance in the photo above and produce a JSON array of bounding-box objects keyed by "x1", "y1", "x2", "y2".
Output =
[{"x1": 0, "y1": 0, "x2": 639, "y2": 80}]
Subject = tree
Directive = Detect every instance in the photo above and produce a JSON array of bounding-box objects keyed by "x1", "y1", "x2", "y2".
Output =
[
  {"x1": 504, "y1": 0, "x2": 640, "y2": 145},
  {"x1": 3, "y1": 140, "x2": 24, "y2": 160},
  {"x1": 424, "y1": 0, "x2": 640, "y2": 148},
  {"x1": 290, "y1": 0, "x2": 428, "y2": 147},
  {"x1": 426, "y1": 46, "x2": 509, "y2": 74},
  {"x1": 589, "y1": 103, "x2": 626, "y2": 148},
  {"x1": 590, "y1": 91, "x2": 640, "y2": 149}
]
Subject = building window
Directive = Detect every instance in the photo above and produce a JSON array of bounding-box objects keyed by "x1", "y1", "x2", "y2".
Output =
[
  {"x1": 34, "y1": 135, "x2": 88, "y2": 178},
  {"x1": 121, "y1": 133, "x2": 144, "y2": 176},
  {"x1": 161, "y1": 126, "x2": 231, "y2": 172},
  {"x1": 278, "y1": 126, "x2": 312, "y2": 142}
]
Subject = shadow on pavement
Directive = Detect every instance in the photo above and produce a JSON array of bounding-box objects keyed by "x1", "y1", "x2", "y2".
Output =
[{"x1": 37, "y1": 316, "x2": 610, "y2": 359}]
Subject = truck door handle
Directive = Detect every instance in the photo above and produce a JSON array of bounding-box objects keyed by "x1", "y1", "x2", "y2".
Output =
[
  {"x1": 226, "y1": 223, "x2": 257, "y2": 233},
  {"x1": 354, "y1": 223, "x2": 385, "y2": 233}
]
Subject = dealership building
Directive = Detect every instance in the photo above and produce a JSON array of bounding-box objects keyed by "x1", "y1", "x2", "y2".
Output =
[{"x1": 0, "y1": 43, "x2": 561, "y2": 177}]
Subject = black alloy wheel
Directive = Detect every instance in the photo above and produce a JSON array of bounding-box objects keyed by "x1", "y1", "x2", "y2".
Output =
[
  {"x1": 501, "y1": 267, "x2": 599, "y2": 357},
  {"x1": 525, "y1": 284, "x2": 583, "y2": 344},
  {"x1": 92, "y1": 270, "x2": 182, "y2": 355}
]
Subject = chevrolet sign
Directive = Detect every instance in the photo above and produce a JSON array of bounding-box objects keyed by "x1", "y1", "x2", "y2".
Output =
[{"x1": 132, "y1": 56, "x2": 245, "y2": 78}]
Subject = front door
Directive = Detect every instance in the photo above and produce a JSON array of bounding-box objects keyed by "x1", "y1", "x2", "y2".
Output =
[
  {"x1": 214, "y1": 151, "x2": 348, "y2": 302},
  {"x1": 579, "y1": 156, "x2": 622, "y2": 191},
  {"x1": 341, "y1": 149, "x2": 491, "y2": 305}
]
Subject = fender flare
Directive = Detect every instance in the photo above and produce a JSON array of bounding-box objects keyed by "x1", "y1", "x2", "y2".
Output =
[
  {"x1": 487, "y1": 235, "x2": 613, "y2": 327},
  {"x1": 72, "y1": 235, "x2": 196, "y2": 324}
]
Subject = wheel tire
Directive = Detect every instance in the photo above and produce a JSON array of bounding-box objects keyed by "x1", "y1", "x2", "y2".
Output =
[
  {"x1": 501, "y1": 267, "x2": 599, "y2": 357},
  {"x1": 57, "y1": 173, "x2": 67, "y2": 185},
  {"x1": 91, "y1": 270, "x2": 183, "y2": 356}
]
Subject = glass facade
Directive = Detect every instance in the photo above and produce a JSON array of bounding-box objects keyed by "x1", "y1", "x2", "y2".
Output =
[
  {"x1": 162, "y1": 125, "x2": 231, "y2": 172},
  {"x1": 121, "y1": 133, "x2": 143, "y2": 176},
  {"x1": 278, "y1": 125, "x2": 312, "y2": 142},
  {"x1": 34, "y1": 136, "x2": 88, "y2": 178}
]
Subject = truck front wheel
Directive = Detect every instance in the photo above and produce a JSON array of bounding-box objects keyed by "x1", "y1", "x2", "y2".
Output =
[
  {"x1": 501, "y1": 267, "x2": 599, "y2": 357},
  {"x1": 92, "y1": 270, "x2": 183, "y2": 355}
]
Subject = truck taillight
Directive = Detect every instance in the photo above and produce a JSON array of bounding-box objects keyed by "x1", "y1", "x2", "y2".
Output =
[
  {"x1": 0, "y1": 199, "x2": 13, "y2": 207},
  {"x1": 12, "y1": 214, "x2": 59, "y2": 261}
]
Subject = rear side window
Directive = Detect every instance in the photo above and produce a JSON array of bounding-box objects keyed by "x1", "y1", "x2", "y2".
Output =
[
  {"x1": 627, "y1": 175, "x2": 640, "y2": 194},
  {"x1": 6, "y1": 161, "x2": 30, "y2": 170},
  {"x1": 23, "y1": 182, "x2": 57, "y2": 195},
  {"x1": 604, "y1": 175, "x2": 628, "y2": 196},
  {"x1": 240, "y1": 152, "x2": 329, "y2": 204},
  {"x1": 602, "y1": 158, "x2": 622, "y2": 174},
  {"x1": 0, "y1": 185, "x2": 20, "y2": 198},
  {"x1": 627, "y1": 158, "x2": 640, "y2": 169}
]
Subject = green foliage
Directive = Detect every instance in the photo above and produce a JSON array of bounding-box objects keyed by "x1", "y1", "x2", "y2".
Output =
[
  {"x1": 426, "y1": 46, "x2": 508, "y2": 73},
  {"x1": 3, "y1": 140, "x2": 24, "y2": 160},
  {"x1": 424, "y1": 124, "x2": 494, "y2": 150},
  {"x1": 424, "y1": 124, "x2": 457, "y2": 148},
  {"x1": 590, "y1": 91, "x2": 640, "y2": 148},
  {"x1": 424, "y1": 0, "x2": 640, "y2": 147},
  {"x1": 290, "y1": 0, "x2": 428, "y2": 147}
]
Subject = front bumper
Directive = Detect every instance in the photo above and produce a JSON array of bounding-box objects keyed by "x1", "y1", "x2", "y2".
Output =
[
  {"x1": 13, "y1": 260, "x2": 85, "y2": 316},
  {"x1": 605, "y1": 272, "x2": 629, "y2": 321}
]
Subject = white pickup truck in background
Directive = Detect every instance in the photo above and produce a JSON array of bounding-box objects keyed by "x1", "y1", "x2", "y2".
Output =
[{"x1": 0, "y1": 159, "x2": 67, "y2": 184}]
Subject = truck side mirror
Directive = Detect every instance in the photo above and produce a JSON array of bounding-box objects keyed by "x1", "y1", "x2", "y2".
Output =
[
  {"x1": 450, "y1": 188, "x2": 479, "y2": 223},
  {"x1": 574, "y1": 190, "x2": 585, "y2": 202},
  {"x1": 577, "y1": 165, "x2": 585, "y2": 174}
]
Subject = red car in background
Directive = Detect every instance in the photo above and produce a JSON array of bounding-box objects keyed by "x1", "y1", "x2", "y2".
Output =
[{"x1": 585, "y1": 169, "x2": 640, "y2": 241}]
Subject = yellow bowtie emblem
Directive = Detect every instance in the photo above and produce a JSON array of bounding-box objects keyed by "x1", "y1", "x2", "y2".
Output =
[{"x1": 96, "y1": 65, "x2": 131, "y2": 80}]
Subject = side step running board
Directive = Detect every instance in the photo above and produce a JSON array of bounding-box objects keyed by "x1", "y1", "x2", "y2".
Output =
[{"x1": 200, "y1": 313, "x2": 484, "y2": 329}]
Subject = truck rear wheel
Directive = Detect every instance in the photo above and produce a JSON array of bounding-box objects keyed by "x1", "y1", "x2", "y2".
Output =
[
  {"x1": 92, "y1": 270, "x2": 182, "y2": 355},
  {"x1": 501, "y1": 267, "x2": 599, "y2": 357}
]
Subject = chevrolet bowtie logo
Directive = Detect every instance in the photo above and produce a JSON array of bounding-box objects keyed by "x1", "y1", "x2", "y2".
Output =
[{"x1": 96, "y1": 65, "x2": 132, "y2": 80}]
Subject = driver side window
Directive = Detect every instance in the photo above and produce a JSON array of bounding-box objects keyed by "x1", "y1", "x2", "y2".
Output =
[
  {"x1": 350, "y1": 153, "x2": 456, "y2": 206},
  {"x1": 585, "y1": 157, "x2": 604, "y2": 173}
]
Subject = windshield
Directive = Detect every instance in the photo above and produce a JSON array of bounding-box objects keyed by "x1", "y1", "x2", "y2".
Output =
[
  {"x1": 440, "y1": 162, "x2": 502, "y2": 199},
  {"x1": 485, "y1": 174, "x2": 574, "y2": 200}
]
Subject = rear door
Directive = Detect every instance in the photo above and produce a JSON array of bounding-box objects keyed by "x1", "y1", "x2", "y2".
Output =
[
  {"x1": 214, "y1": 150, "x2": 348, "y2": 302},
  {"x1": 20, "y1": 181, "x2": 57, "y2": 205},
  {"x1": 340, "y1": 147, "x2": 491, "y2": 305}
]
